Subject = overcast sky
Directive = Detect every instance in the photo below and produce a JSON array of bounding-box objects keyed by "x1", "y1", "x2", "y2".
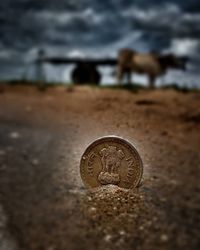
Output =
[{"x1": 0, "y1": 0, "x2": 200, "y2": 86}]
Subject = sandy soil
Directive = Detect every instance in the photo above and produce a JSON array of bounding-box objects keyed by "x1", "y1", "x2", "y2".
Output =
[{"x1": 0, "y1": 85, "x2": 199, "y2": 250}]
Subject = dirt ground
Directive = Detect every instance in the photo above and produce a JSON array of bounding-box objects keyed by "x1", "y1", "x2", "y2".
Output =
[{"x1": 0, "y1": 85, "x2": 199, "y2": 250}]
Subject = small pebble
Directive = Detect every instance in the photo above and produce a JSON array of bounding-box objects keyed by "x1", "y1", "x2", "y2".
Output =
[
  {"x1": 160, "y1": 234, "x2": 169, "y2": 242},
  {"x1": 25, "y1": 106, "x2": 32, "y2": 112},
  {"x1": 104, "y1": 234, "x2": 112, "y2": 242},
  {"x1": 87, "y1": 196, "x2": 92, "y2": 201},
  {"x1": 9, "y1": 132, "x2": 20, "y2": 139},
  {"x1": 153, "y1": 216, "x2": 158, "y2": 222},
  {"x1": 6, "y1": 146, "x2": 13, "y2": 151},
  {"x1": 139, "y1": 225, "x2": 144, "y2": 231},
  {"x1": 119, "y1": 230, "x2": 125, "y2": 236},
  {"x1": 147, "y1": 220, "x2": 152, "y2": 226},
  {"x1": 31, "y1": 159, "x2": 39, "y2": 166},
  {"x1": 160, "y1": 197, "x2": 167, "y2": 202},
  {"x1": 0, "y1": 150, "x2": 6, "y2": 156},
  {"x1": 47, "y1": 246, "x2": 55, "y2": 250},
  {"x1": 0, "y1": 164, "x2": 7, "y2": 171},
  {"x1": 88, "y1": 207, "x2": 97, "y2": 214}
]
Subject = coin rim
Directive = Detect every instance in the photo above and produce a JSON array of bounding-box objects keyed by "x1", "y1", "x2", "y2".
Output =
[{"x1": 80, "y1": 135, "x2": 143, "y2": 189}]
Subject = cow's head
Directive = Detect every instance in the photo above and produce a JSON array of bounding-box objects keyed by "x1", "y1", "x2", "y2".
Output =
[{"x1": 159, "y1": 54, "x2": 189, "y2": 71}]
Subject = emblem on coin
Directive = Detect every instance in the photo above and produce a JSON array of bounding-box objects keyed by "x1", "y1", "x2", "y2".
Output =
[
  {"x1": 80, "y1": 136, "x2": 143, "y2": 189},
  {"x1": 98, "y1": 146, "x2": 124, "y2": 185}
]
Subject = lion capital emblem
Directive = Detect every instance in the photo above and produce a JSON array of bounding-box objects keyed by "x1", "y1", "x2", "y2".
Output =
[{"x1": 98, "y1": 146, "x2": 125, "y2": 185}]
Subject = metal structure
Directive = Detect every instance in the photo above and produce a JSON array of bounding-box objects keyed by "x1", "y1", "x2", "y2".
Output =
[{"x1": 36, "y1": 57, "x2": 118, "y2": 84}]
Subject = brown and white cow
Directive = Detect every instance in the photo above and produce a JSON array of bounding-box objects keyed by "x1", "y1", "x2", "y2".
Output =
[{"x1": 117, "y1": 48, "x2": 188, "y2": 88}]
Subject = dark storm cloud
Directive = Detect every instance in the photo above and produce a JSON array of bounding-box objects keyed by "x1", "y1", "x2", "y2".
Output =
[
  {"x1": 0, "y1": 0, "x2": 200, "y2": 85},
  {"x1": 0, "y1": 1, "x2": 199, "y2": 50}
]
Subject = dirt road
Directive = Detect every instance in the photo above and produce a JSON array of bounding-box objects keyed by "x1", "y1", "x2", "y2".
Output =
[{"x1": 0, "y1": 85, "x2": 199, "y2": 250}]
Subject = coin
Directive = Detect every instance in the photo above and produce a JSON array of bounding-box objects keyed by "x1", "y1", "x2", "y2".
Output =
[{"x1": 80, "y1": 136, "x2": 143, "y2": 189}]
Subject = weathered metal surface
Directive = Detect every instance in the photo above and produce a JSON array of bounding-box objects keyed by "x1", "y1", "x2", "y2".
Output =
[{"x1": 80, "y1": 136, "x2": 143, "y2": 189}]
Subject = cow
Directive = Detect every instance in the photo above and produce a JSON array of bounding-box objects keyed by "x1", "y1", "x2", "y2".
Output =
[{"x1": 117, "y1": 48, "x2": 188, "y2": 88}]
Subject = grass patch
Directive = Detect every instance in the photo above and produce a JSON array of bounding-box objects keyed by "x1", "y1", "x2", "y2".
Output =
[
  {"x1": 93, "y1": 83, "x2": 146, "y2": 93},
  {"x1": 160, "y1": 83, "x2": 199, "y2": 93},
  {"x1": 0, "y1": 80, "x2": 199, "y2": 93}
]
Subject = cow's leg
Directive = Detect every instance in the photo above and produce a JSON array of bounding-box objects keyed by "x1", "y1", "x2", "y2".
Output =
[
  {"x1": 127, "y1": 70, "x2": 132, "y2": 85},
  {"x1": 117, "y1": 66, "x2": 124, "y2": 85},
  {"x1": 149, "y1": 75, "x2": 156, "y2": 89}
]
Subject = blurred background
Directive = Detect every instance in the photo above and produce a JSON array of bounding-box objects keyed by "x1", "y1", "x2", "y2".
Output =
[{"x1": 0, "y1": 0, "x2": 200, "y2": 87}]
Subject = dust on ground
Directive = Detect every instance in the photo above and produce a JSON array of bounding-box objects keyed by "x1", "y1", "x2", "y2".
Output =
[{"x1": 0, "y1": 85, "x2": 199, "y2": 250}]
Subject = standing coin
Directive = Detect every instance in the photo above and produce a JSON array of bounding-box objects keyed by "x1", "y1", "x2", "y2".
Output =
[{"x1": 80, "y1": 136, "x2": 143, "y2": 189}]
